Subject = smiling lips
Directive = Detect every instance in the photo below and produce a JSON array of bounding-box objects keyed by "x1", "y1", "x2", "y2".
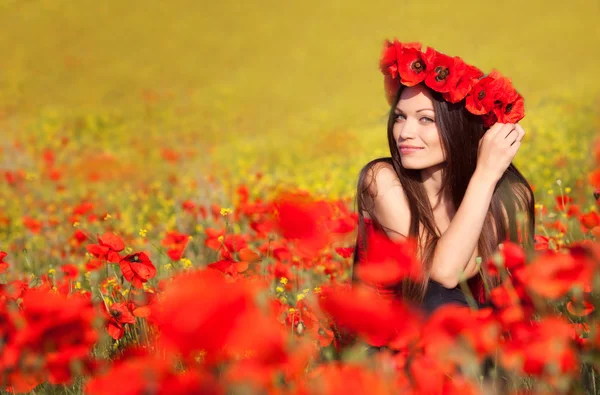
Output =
[{"x1": 399, "y1": 146, "x2": 424, "y2": 155}]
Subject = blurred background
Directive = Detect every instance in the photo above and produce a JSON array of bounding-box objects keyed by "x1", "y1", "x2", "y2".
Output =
[
  {"x1": 1, "y1": 0, "x2": 599, "y2": 201},
  {"x1": 1, "y1": 2, "x2": 600, "y2": 392}
]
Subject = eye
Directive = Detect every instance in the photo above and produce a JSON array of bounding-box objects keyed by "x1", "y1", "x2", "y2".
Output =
[
  {"x1": 394, "y1": 114, "x2": 406, "y2": 121},
  {"x1": 421, "y1": 117, "x2": 434, "y2": 123}
]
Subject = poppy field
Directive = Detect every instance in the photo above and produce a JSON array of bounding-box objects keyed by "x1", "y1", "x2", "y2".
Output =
[{"x1": 2, "y1": 1, "x2": 600, "y2": 394}]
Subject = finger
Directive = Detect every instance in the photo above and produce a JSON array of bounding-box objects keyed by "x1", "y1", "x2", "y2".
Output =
[
  {"x1": 498, "y1": 125, "x2": 518, "y2": 146},
  {"x1": 492, "y1": 123, "x2": 515, "y2": 143},
  {"x1": 508, "y1": 140, "x2": 521, "y2": 154},
  {"x1": 504, "y1": 128, "x2": 518, "y2": 141},
  {"x1": 485, "y1": 122, "x2": 508, "y2": 139},
  {"x1": 514, "y1": 124, "x2": 526, "y2": 142},
  {"x1": 507, "y1": 128, "x2": 519, "y2": 145},
  {"x1": 501, "y1": 123, "x2": 517, "y2": 139}
]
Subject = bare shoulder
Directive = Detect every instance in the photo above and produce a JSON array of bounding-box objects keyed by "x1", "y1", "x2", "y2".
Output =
[
  {"x1": 358, "y1": 159, "x2": 410, "y2": 239},
  {"x1": 360, "y1": 160, "x2": 403, "y2": 199}
]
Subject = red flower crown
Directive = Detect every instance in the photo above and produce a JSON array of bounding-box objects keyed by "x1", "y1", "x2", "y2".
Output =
[{"x1": 380, "y1": 40, "x2": 525, "y2": 128}]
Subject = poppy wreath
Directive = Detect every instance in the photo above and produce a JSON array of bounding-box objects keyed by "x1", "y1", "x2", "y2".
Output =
[{"x1": 379, "y1": 39, "x2": 525, "y2": 128}]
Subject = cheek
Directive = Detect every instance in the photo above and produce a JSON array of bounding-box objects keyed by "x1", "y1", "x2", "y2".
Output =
[
  {"x1": 424, "y1": 127, "x2": 442, "y2": 148},
  {"x1": 392, "y1": 125, "x2": 400, "y2": 141},
  {"x1": 423, "y1": 128, "x2": 445, "y2": 159}
]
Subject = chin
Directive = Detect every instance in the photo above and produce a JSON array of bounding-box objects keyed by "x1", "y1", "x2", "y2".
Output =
[
  {"x1": 401, "y1": 161, "x2": 446, "y2": 171},
  {"x1": 400, "y1": 159, "x2": 424, "y2": 170}
]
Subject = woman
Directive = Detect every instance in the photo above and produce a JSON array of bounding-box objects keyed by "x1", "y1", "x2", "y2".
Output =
[{"x1": 352, "y1": 40, "x2": 535, "y2": 316}]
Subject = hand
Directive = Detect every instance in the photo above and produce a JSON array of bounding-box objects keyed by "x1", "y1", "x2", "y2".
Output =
[{"x1": 476, "y1": 122, "x2": 525, "y2": 183}]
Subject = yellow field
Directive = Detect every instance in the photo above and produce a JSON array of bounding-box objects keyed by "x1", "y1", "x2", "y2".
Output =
[{"x1": 1, "y1": 0, "x2": 599, "y2": 196}]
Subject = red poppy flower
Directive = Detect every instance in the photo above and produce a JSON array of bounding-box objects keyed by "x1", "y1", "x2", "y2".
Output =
[
  {"x1": 205, "y1": 227, "x2": 226, "y2": 249},
  {"x1": 517, "y1": 249, "x2": 595, "y2": 299},
  {"x1": 207, "y1": 259, "x2": 249, "y2": 277},
  {"x1": 422, "y1": 305, "x2": 499, "y2": 359},
  {"x1": 119, "y1": 252, "x2": 157, "y2": 288},
  {"x1": 355, "y1": 230, "x2": 422, "y2": 286},
  {"x1": 546, "y1": 219, "x2": 568, "y2": 233},
  {"x1": 379, "y1": 39, "x2": 400, "y2": 76},
  {"x1": 0, "y1": 251, "x2": 8, "y2": 274},
  {"x1": 4, "y1": 169, "x2": 26, "y2": 186},
  {"x1": 0, "y1": 279, "x2": 28, "y2": 300},
  {"x1": 380, "y1": 40, "x2": 424, "y2": 104},
  {"x1": 106, "y1": 302, "x2": 136, "y2": 340},
  {"x1": 485, "y1": 73, "x2": 521, "y2": 123},
  {"x1": 487, "y1": 242, "x2": 526, "y2": 276},
  {"x1": 128, "y1": 290, "x2": 157, "y2": 318},
  {"x1": 267, "y1": 260, "x2": 293, "y2": 281},
  {"x1": 161, "y1": 231, "x2": 191, "y2": 261},
  {"x1": 85, "y1": 258, "x2": 104, "y2": 271},
  {"x1": 318, "y1": 283, "x2": 422, "y2": 347},
  {"x1": 210, "y1": 203, "x2": 221, "y2": 220},
  {"x1": 409, "y1": 354, "x2": 479, "y2": 395},
  {"x1": 481, "y1": 111, "x2": 498, "y2": 128},
  {"x1": 589, "y1": 169, "x2": 600, "y2": 189},
  {"x1": 300, "y1": 362, "x2": 399, "y2": 395},
  {"x1": 238, "y1": 247, "x2": 260, "y2": 262},
  {"x1": 273, "y1": 190, "x2": 334, "y2": 253},
  {"x1": 465, "y1": 69, "x2": 504, "y2": 115},
  {"x1": 166, "y1": 246, "x2": 184, "y2": 261},
  {"x1": 580, "y1": 211, "x2": 600, "y2": 229},
  {"x1": 99, "y1": 232, "x2": 125, "y2": 251},
  {"x1": 150, "y1": 269, "x2": 261, "y2": 365},
  {"x1": 3, "y1": 288, "x2": 98, "y2": 387},
  {"x1": 60, "y1": 264, "x2": 79, "y2": 280},
  {"x1": 380, "y1": 40, "x2": 422, "y2": 78},
  {"x1": 555, "y1": 195, "x2": 575, "y2": 211},
  {"x1": 441, "y1": 59, "x2": 484, "y2": 103},
  {"x1": 72, "y1": 201, "x2": 94, "y2": 217},
  {"x1": 23, "y1": 216, "x2": 43, "y2": 234},
  {"x1": 181, "y1": 199, "x2": 196, "y2": 214},
  {"x1": 85, "y1": 355, "x2": 222, "y2": 395},
  {"x1": 567, "y1": 204, "x2": 582, "y2": 217},
  {"x1": 500, "y1": 316, "x2": 579, "y2": 377},
  {"x1": 86, "y1": 232, "x2": 125, "y2": 263},
  {"x1": 334, "y1": 247, "x2": 354, "y2": 258},
  {"x1": 496, "y1": 93, "x2": 525, "y2": 123},
  {"x1": 72, "y1": 229, "x2": 89, "y2": 246},
  {"x1": 161, "y1": 230, "x2": 190, "y2": 251},
  {"x1": 423, "y1": 47, "x2": 460, "y2": 93},
  {"x1": 397, "y1": 46, "x2": 428, "y2": 86}
]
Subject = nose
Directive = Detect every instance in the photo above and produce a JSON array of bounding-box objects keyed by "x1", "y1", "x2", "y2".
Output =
[{"x1": 397, "y1": 118, "x2": 418, "y2": 141}]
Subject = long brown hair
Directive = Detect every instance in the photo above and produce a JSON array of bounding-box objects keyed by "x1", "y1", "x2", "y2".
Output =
[{"x1": 352, "y1": 83, "x2": 535, "y2": 303}]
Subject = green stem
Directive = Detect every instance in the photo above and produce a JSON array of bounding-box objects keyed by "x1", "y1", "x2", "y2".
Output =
[{"x1": 458, "y1": 279, "x2": 479, "y2": 310}]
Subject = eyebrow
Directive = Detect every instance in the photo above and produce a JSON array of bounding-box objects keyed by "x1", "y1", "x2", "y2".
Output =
[{"x1": 394, "y1": 108, "x2": 434, "y2": 113}]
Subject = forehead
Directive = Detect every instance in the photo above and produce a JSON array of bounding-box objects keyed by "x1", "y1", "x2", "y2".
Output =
[{"x1": 396, "y1": 85, "x2": 434, "y2": 111}]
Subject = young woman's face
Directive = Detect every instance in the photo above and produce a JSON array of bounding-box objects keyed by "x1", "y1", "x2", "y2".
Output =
[{"x1": 392, "y1": 84, "x2": 446, "y2": 170}]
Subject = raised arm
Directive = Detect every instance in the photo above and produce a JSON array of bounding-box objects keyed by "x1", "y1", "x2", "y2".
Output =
[
  {"x1": 430, "y1": 123, "x2": 526, "y2": 288},
  {"x1": 429, "y1": 169, "x2": 497, "y2": 287}
]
